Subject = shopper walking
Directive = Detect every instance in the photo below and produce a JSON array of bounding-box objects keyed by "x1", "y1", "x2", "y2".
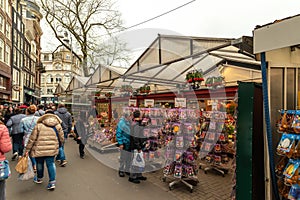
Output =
[
  {"x1": 20, "y1": 105, "x2": 39, "y2": 172},
  {"x1": 54, "y1": 103, "x2": 72, "y2": 167},
  {"x1": 128, "y1": 110, "x2": 147, "y2": 184},
  {"x1": 6, "y1": 108, "x2": 26, "y2": 160},
  {"x1": 25, "y1": 109, "x2": 64, "y2": 190},
  {"x1": 74, "y1": 111, "x2": 88, "y2": 159},
  {"x1": 0, "y1": 119, "x2": 12, "y2": 200},
  {"x1": 34, "y1": 104, "x2": 45, "y2": 117}
]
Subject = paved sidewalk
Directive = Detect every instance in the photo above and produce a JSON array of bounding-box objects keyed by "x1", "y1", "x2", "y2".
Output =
[
  {"x1": 6, "y1": 139, "x2": 234, "y2": 200},
  {"x1": 87, "y1": 145, "x2": 234, "y2": 200}
]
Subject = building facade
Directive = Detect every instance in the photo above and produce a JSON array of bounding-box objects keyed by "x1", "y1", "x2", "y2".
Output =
[
  {"x1": 11, "y1": 0, "x2": 42, "y2": 105},
  {"x1": 0, "y1": 0, "x2": 12, "y2": 103},
  {"x1": 41, "y1": 44, "x2": 82, "y2": 105},
  {"x1": 23, "y1": 0, "x2": 43, "y2": 104}
]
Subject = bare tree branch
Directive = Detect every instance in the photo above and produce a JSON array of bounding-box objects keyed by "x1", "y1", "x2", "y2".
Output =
[{"x1": 37, "y1": 0, "x2": 126, "y2": 76}]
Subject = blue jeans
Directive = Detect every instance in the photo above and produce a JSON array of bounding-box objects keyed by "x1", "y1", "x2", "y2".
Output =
[
  {"x1": 0, "y1": 180, "x2": 6, "y2": 200},
  {"x1": 30, "y1": 157, "x2": 36, "y2": 169},
  {"x1": 35, "y1": 156, "x2": 56, "y2": 182},
  {"x1": 56, "y1": 145, "x2": 66, "y2": 161}
]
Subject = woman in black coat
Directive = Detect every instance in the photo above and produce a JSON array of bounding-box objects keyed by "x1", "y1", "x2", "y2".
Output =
[{"x1": 74, "y1": 111, "x2": 88, "y2": 159}]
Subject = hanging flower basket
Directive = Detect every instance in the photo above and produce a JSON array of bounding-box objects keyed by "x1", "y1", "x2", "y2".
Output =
[
  {"x1": 120, "y1": 85, "x2": 133, "y2": 93},
  {"x1": 185, "y1": 70, "x2": 204, "y2": 90},
  {"x1": 95, "y1": 91, "x2": 101, "y2": 97},
  {"x1": 105, "y1": 92, "x2": 114, "y2": 98},
  {"x1": 139, "y1": 85, "x2": 151, "y2": 94},
  {"x1": 205, "y1": 76, "x2": 225, "y2": 89}
]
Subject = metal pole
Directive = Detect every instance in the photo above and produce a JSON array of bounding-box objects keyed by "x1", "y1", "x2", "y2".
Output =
[{"x1": 260, "y1": 52, "x2": 280, "y2": 200}]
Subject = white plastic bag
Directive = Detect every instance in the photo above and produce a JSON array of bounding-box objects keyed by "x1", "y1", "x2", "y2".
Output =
[
  {"x1": 132, "y1": 150, "x2": 145, "y2": 168},
  {"x1": 18, "y1": 158, "x2": 35, "y2": 181}
]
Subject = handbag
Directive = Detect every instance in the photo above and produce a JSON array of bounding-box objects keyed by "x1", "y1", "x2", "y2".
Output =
[
  {"x1": 15, "y1": 156, "x2": 28, "y2": 174},
  {"x1": 0, "y1": 160, "x2": 11, "y2": 180},
  {"x1": 18, "y1": 158, "x2": 35, "y2": 181},
  {"x1": 132, "y1": 150, "x2": 145, "y2": 169}
]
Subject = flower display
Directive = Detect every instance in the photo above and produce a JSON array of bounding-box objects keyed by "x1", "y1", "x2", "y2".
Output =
[
  {"x1": 139, "y1": 85, "x2": 151, "y2": 94},
  {"x1": 185, "y1": 70, "x2": 204, "y2": 90},
  {"x1": 120, "y1": 85, "x2": 133, "y2": 93}
]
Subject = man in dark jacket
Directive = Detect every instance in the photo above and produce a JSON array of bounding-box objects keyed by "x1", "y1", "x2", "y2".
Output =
[
  {"x1": 128, "y1": 110, "x2": 147, "y2": 184},
  {"x1": 54, "y1": 103, "x2": 72, "y2": 166},
  {"x1": 6, "y1": 108, "x2": 26, "y2": 160}
]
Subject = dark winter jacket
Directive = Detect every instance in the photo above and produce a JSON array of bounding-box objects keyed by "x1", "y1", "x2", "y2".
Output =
[
  {"x1": 130, "y1": 120, "x2": 147, "y2": 151},
  {"x1": 74, "y1": 120, "x2": 88, "y2": 145},
  {"x1": 6, "y1": 113, "x2": 26, "y2": 135},
  {"x1": 55, "y1": 107, "x2": 72, "y2": 135}
]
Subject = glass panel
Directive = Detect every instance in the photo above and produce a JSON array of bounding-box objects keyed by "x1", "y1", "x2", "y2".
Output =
[
  {"x1": 161, "y1": 37, "x2": 190, "y2": 63},
  {"x1": 270, "y1": 67, "x2": 284, "y2": 161},
  {"x1": 270, "y1": 68, "x2": 283, "y2": 120},
  {"x1": 287, "y1": 68, "x2": 296, "y2": 109}
]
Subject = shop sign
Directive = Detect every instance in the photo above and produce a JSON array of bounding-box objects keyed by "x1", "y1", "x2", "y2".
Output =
[
  {"x1": 144, "y1": 99, "x2": 154, "y2": 107},
  {"x1": 175, "y1": 98, "x2": 186, "y2": 108},
  {"x1": 129, "y1": 99, "x2": 137, "y2": 107}
]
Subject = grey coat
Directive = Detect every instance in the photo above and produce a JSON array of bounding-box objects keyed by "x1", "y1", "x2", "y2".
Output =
[{"x1": 6, "y1": 114, "x2": 26, "y2": 135}]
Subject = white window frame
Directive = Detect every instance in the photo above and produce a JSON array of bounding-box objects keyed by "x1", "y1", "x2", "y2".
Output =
[
  {"x1": 5, "y1": 44, "x2": 10, "y2": 65},
  {"x1": 0, "y1": 38, "x2": 4, "y2": 62}
]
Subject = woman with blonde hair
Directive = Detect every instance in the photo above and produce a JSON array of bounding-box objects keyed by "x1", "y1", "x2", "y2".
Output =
[{"x1": 20, "y1": 105, "x2": 40, "y2": 171}]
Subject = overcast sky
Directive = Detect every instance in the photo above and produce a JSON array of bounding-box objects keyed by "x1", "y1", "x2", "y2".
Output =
[{"x1": 41, "y1": 0, "x2": 300, "y2": 60}]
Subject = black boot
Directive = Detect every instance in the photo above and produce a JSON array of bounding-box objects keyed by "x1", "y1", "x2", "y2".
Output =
[{"x1": 119, "y1": 171, "x2": 125, "y2": 177}]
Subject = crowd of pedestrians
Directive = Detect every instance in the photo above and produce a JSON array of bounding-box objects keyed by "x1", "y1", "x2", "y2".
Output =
[
  {"x1": 0, "y1": 102, "x2": 149, "y2": 200},
  {"x1": 0, "y1": 102, "x2": 75, "y2": 199}
]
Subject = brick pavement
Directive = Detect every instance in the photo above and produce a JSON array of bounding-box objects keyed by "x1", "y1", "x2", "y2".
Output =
[
  {"x1": 87, "y1": 145, "x2": 234, "y2": 200},
  {"x1": 146, "y1": 164, "x2": 233, "y2": 200}
]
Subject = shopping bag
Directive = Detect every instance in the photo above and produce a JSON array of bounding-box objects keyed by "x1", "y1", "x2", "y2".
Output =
[
  {"x1": 15, "y1": 156, "x2": 28, "y2": 174},
  {"x1": 132, "y1": 150, "x2": 145, "y2": 168},
  {"x1": 18, "y1": 158, "x2": 35, "y2": 181},
  {"x1": 0, "y1": 160, "x2": 11, "y2": 180}
]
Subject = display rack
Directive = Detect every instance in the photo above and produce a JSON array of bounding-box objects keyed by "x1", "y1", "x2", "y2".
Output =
[
  {"x1": 198, "y1": 103, "x2": 236, "y2": 177},
  {"x1": 275, "y1": 110, "x2": 300, "y2": 200},
  {"x1": 162, "y1": 108, "x2": 199, "y2": 193},
  {"x1": 87, "y1": 119, "x2": 118, "y2": 153}
]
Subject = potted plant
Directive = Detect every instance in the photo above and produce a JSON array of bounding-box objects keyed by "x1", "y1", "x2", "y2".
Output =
[
  {"x1": 185, "y1": 70, "x2": 204, "y2": 89},
  {"x1": 105, "y1": 92, "x2": 114, "y2": 98}
]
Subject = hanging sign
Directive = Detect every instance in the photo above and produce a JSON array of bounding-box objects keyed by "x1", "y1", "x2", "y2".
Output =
[
  {"x1": 129, "y1": 99, "x2": 137, "y2": 107},
  {"x1": 175, "y1": 98, "x2": 186, "y2": 108},
  {"x1": 144, "y1": 99, "x2": 154, "y2": 107}
]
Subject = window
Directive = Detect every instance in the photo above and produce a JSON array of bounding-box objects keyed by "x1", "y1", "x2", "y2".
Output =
[
  {"x1": 65, "y1": 64, "x2": 71, "y2": 70},
  {"x1": 31, "y1": 42, "x2": 36, "y2": 54},
  {"x1": 0, "y1": 0, "x2": 3, "y2": 9},
  {"x1": 0, "y1": 38, "x2": 4, "y2": 62},
  {"x1": 44, "y1": 54, "x2": 50, "y2": 61},
  {"x1": 5, "y1": 44, "x2": 10, "y2": 65},
  {"x1": 0, "y1": 76, "x2": 5, "y2": 89},
  {"x1": 55, "y1": 75, "x2": 62, "y2": 83},
  {"x1": 66, "y1": 54, "x2": 71, "y2": 60},
  {"x1": 41, "y1": 75, "x2": 45, "y2": 84},
  {"x1": 6, "y1": 23, "x2": 11, "y2": 40},
  {"x1": 47, "y1": 88, "x2": 53, "y2": 94},
  {"x1": 47, "y1": 74, "x2": 53, "y2": 83},
  {"x1": 55, "y1": 63, "x2": 62, "y2": 70},
  {"x1": 6, "y1": 0, "x2": 11, "y2": 15},
  {"x1": 64, "y1": 76, "x2": 70, "y2": 84},
  {"x1": 0, "y1": 15, "x2": 3, "y2": 33}
]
